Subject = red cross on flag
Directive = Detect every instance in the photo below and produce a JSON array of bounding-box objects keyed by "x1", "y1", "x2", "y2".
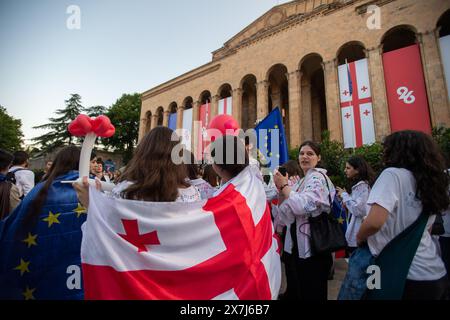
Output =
[
  {"x1": 338, "y1": 58, "x2": 376, "y2": 148},
  {"x1": 81, "y1": 167, "x2": 281, "y2": 300}
]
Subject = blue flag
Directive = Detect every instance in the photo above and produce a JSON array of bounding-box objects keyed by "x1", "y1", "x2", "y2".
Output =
[
  {"x1": 0, "y1": 171, "x2": 86, "y2": 300},
  {"x1": 255, "y1": 107, "x2": 289, "y2": 171}
]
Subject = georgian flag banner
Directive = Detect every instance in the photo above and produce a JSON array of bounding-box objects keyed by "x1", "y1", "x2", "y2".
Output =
[
  {"x1": 218, "y1": 97, "x2": 233, "y2": 115},
  {"x1": 196, "y1": 102, "x2": 210, "y2": 160},
  {"x1": 81, "y1": 167, "x2": 281, "y2": 300},
  {"x1": 382, "y1": 44, "x2": 432, "y2": 134},
  {"x1": 338, "y1": 58, "x2": 376, "y2": 148}
]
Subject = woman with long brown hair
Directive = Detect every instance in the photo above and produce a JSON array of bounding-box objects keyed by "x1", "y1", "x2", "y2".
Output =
[{"x1": 112, "y1": 126, "x2": 201, "y2": 202}]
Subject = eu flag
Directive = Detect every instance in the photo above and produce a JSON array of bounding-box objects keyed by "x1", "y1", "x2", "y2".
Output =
[
  {"x1": 0, "y1": 171, "x2": 86, "y2": 300},
  {"x1": 255, "y1": 107, "x2": 289, "y2": 171}
]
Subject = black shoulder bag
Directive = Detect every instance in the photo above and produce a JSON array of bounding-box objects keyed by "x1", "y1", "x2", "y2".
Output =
[{"x1": 308, "y1": 172, "x2": 347, "y2": 255}]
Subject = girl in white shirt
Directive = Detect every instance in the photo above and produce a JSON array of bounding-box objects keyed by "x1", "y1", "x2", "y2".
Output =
[
  {"x1": 273, "y1": 141, "x2": 335, "y2": 300},
  {"x1": 336, "y1": 155, "x2": 374, "y2": 254},
  {"x1": 357, "y1": 130, "x2": 449, "y2": 300}
]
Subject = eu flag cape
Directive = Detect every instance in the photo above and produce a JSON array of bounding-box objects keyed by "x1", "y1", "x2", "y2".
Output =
[{"x1": 0, "y1": 171, "x2": 86, "y2": 300}]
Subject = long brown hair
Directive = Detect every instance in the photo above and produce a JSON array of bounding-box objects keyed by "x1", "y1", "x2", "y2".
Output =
[
  {"x1": 119, "y1": 126, "x2": 189, "y2": 201},
  {"x1": 24, "y1": 145, "x2": 80, "y2": 227}
]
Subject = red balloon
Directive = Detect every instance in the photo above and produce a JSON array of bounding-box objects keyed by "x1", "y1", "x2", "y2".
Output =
[
  {"x1": 207, "y1": 114, "x2": 239, "y2": 141},
  {"x1": 68, "y1": 114, "x2": 92, "y2": 137},
  {"x1": 68, "y1": 114, "x2": 115, "y2": 137}
]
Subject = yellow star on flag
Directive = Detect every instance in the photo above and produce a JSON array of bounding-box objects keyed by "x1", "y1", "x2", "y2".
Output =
[
  {"x1": 73, "y1": 203, "x2": 87, "y2": 218},
  {"x1": 43, "y1": 211, "x2": 61, "y2": 227},
  {"x1": 22, "y1": 287, "x2": 36, "y2": 300},
  {"x1": 274, "y1": 125, "x2": 279, "y2": 129},
  {"x1": 264, "y1": 143, "x2": 268, "y2": 148},
  {"x1": 269, "y1": 152, "x2": 273, "y2": 157},
  {"x1": 14, "y1": 259, "x2": 30, "y2": 276},
  {"x1": 264, "y1": 136, "x2": 268, "y2": 140},
  {"x1": 22, "y1": 233, "x2": 37, "y2": 248},
  {"x1": 337, "y1": 217, "x2": 345, "y2": 224}
]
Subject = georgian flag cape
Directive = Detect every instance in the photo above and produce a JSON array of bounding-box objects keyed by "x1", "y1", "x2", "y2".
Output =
[{"x1": 81, "y1": 166, "x2": 281, "y2": 300}]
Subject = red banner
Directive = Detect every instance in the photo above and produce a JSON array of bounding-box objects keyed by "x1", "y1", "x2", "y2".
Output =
[
  {"x1": 196, "y1": 102, "x2": 210, "y2": 160},
  {"x1": 382, "y1": 44, "x2": 431, "y2": 134}
]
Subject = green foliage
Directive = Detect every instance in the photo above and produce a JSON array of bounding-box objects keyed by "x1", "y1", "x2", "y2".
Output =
[
  {"x1": 318, "y1": 131, "x2": 346, "y2": 178},
  {"x1": 103, "y1": 93, "x2": 141, "y2": 164},
  {"x1": 32, "y1": 94, "x2": 84, "y2": 153},
  {"x1": 352, "y1": 142, "x2": 384, "y2": 176},
  {"x1": 84, "y1": 105, "x2": 107, "y2": 117},
  {"x1": 0, "y1": 106, "x2": 24, "y2": 152},
  {"x1": 432, "y1": 126, "x2": 450, "y2": 167},
  {"x1": 288, "y1": 145, "x2": 299, "y2": 161}
]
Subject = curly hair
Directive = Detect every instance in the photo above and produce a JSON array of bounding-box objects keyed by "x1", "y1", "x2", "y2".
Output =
[{"x1": 382, "y1": 130, "x2": 449, "y2": 215}]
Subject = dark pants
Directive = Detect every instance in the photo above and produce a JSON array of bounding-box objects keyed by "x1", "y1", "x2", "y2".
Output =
[
  {"x1": 402, "y1": 275, "x2": 448, "y2": 300},
  {"x1": 439, "y1": 236, "x2": 450, "y2": 298},
  {"x1": 346, "y1": 246, "x2": 357, "y2": 258},
  {"x1": 284, "y1": 251, "x2": 333, "y2": 300}
]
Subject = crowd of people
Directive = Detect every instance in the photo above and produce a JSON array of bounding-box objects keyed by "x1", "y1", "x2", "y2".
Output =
[{"x1": 0, "y1": 127, "x2": 449, "y2": 300}]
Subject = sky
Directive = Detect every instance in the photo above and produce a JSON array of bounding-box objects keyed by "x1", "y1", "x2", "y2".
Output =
[{"x1": 0, "y1": 0, "x2": 289, "y2": 144}]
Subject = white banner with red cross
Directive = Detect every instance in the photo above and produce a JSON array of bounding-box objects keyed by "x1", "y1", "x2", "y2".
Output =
[
  {"x1": 338, "y1": 58, "x2": 376, "y2": 148},
  {"x1": 81, "y1": 167, "x2": 281, "y2": 300}
]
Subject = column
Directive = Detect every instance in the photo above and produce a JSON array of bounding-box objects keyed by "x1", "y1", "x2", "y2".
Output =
[
  {"x1": 301, "y1": 80, "x2": 313, "y2": 141},
  {"x1": 151, "y1": 115, "x2": 158, "y2": 130},
  {"x1": 210, "y1": 95, "x2": 220, "y2": 120},
  {"x1": 176, "y1": 106, "x2": 184, "y2": 130},
  {"x1": 232, "y1": 88, "x2": 243, "y2": 127},
  {"x1": 139, "y1": 117, "x2": 147, "y2": 142},
  {"x1": 418, "y1": 30, "x2": 450, "y2": 127},
  {"x1": 322, "y1": 58, "x2": 343, "y2": 142},
  {"x1": 287, "y1": 70, "x2": 302, "y2": 148},
  {"x1": 163, "y1": 110, "x2": 170, "y2": 127},
  {"x1": 256, "y1": 80, "x2": 269, "y2": 121},
  {"x1": 366, "y1": 46, "x2": 391, "y2": 140}
]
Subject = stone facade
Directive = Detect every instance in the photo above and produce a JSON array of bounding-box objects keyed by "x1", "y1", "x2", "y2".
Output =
[{"x1": 140, "y1": 0, "x2": 450, "y2": 149}]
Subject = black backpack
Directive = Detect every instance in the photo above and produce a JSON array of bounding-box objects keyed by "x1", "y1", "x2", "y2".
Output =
[{"x1": 5, "y1": 168, "x2": 28, "y2": 186}]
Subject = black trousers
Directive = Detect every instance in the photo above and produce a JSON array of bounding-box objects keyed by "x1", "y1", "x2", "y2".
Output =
[
  {"x1": 402, "y1": 275, "x2": 449, "y2": 300},
  {"x1": 284, "y1": 251, "x2": 333, "y2": 300}
]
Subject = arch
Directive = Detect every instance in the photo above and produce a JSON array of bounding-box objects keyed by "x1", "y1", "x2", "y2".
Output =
[
  {"x1": 168, "y1": 101, "x2": 178, "y2": 114},
  {"x1": 437, "y1": 9, "x2": 450, "y2": 38},
  {"x1": 240, "y1": 74, "x2": 258, "y2": 130},
  {"x1": 266, "y1": 63, "x2": 290, "y2": 144},
  {"x1": 199, "y1": 90, "x2": 211, "y2": 104},
  {"x1": 299, "y1": 54, "x2": 327, "y2": 142},
  {"x1": 156, "y1": 107, "x2": 164, "y2": 126},
  {"x1": 144, "y1": 110, "x2": 152, "y2": 134},
  {"x1": 182, "y1": 96, "x2": 193, "y2": 109},
  {"x1": 336, "y1": 41, "x2": 366, "y2": 65},
  {"x1": 217, "y1": 83, "x2": 233, "y2": 99},
  {"x1": 381, "y1": 25, "x2": 418, "y2": 53}
]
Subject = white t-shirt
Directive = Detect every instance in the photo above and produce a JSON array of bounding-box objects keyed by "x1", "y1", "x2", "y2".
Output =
[
  {"x1": 367, "y1": 167, "x2": 447, "y2": 281},
  {"x1": 9, "y1": 166, "x2": 35, "y2": 197},
  {"x1": 189, "y1": 178, "x2": 216, "y2": 200}
]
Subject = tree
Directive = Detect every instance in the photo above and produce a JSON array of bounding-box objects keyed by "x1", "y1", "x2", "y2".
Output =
[
  {"x1": 0, "y1": 106, "x2": 24, "y2": 152},
  {"x1": 103, "y1": 93, "x2": 141, "y2": 164},
  {"x1": 84, "y1": 105, "x2": 107, "y2": 117},
  {"x1": 32, "y1": 94, "x2": 83, "y2": 153}
]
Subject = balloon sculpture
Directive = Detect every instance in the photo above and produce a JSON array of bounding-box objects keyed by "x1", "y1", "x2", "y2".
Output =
[
  {"x1": 65, "y1": 114, "x2": 116, "y2": 191},
  {"x1": 207, "y1": 114, "x2": 239, "y2": 141}
]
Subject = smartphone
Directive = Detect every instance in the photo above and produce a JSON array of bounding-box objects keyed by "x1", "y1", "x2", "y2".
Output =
[{"x1": 278, "y1": 167, "x2": 287, "y2": 176}]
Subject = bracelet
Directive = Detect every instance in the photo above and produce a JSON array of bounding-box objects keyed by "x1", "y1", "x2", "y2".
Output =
[{"x1": 280, "y1": 184, "x2": 289, "y2": 191}]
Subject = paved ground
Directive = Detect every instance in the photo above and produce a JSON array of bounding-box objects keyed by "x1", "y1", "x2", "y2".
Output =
[
  {"x1": 328, "y1": 258, "x2": 348, "y2": 300},
  {"x1": 278, "y1": 258, "x2": 349, "y2": 300}
]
